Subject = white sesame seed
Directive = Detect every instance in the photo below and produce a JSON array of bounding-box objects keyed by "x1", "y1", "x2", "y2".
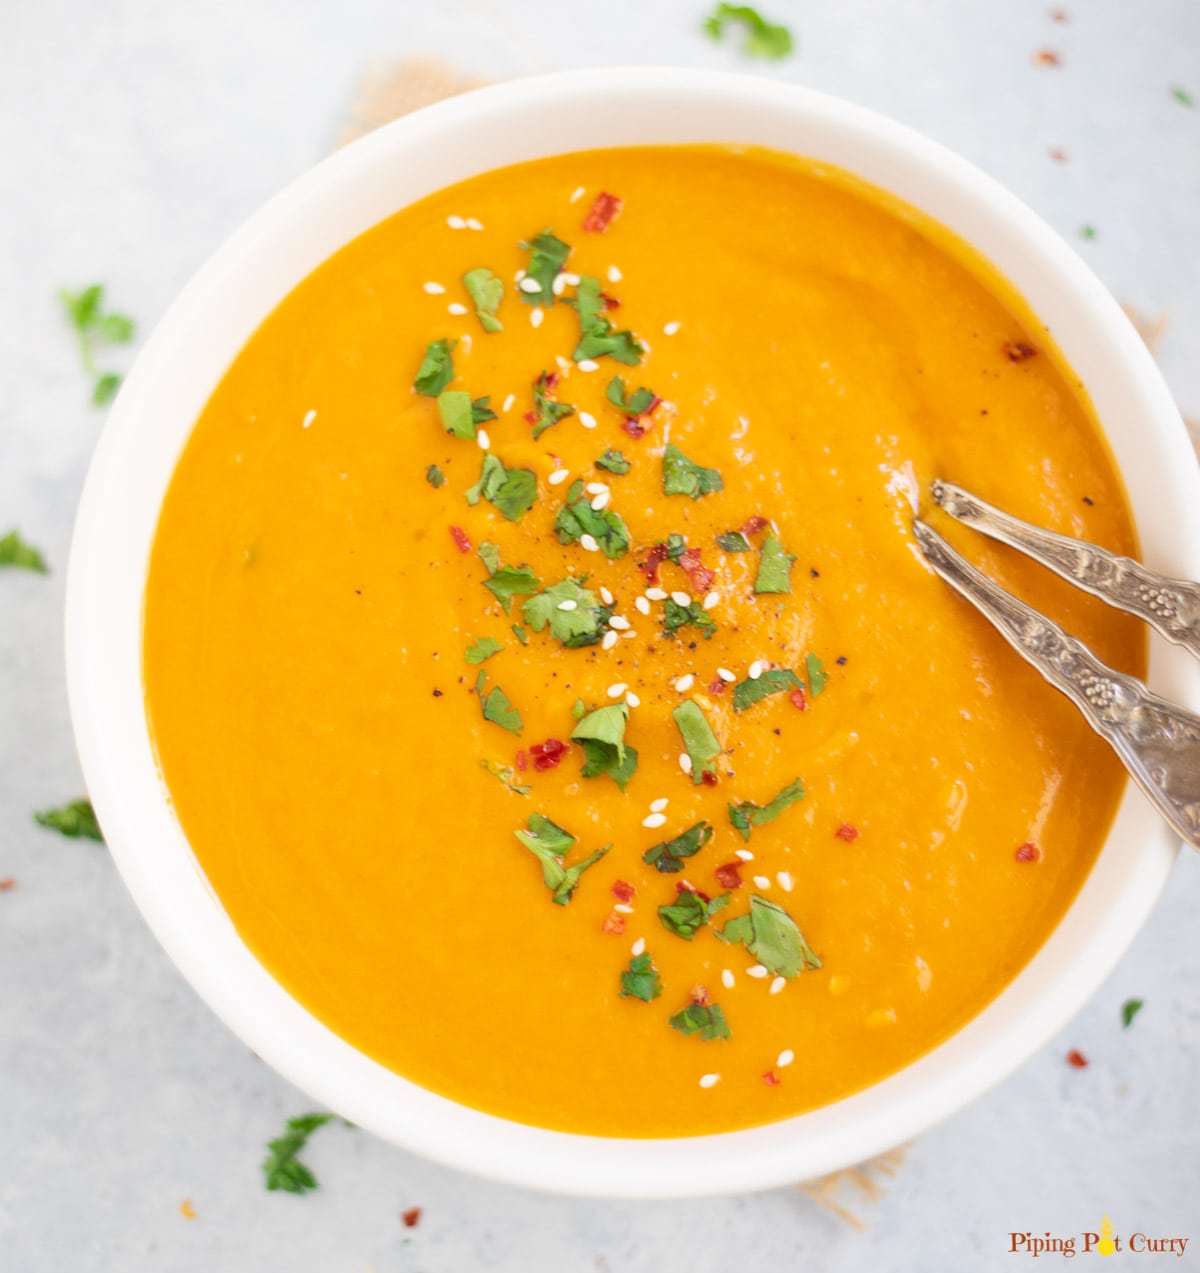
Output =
[
  {"x1": 591, "y1": 490, "x2": 611, "y2": 511},
  {"x1": 580, "y1": 533, "x2": 600, "y2": 552},
  {"x1": 777, "y1": 1049, "x2": 795, "y2": 1068},
  {"x1": 747, "y1": 965, "x2": 768, "y2": 979},
  {"x1": 626, "y1": 691, "x2": 641, "y2": 708},
  {"x1": 632, "y1": 936, "x2": 646, "y2": 956},
  {"x1": 562, "y1": 272, "x2": 581, "y2": 286},
  {"x1": 699, "y1": 1073, "x2": 720, "y2": 1089},
  {"x1": 423, "y1": 281, "x2": 446, "y2": 295},
  {"x1": 717, "y1": 667, "x2": 736, "y2": 682},
  {"x1": 650, "y1": 797, "x2": 669, "y2": 812},
  {"x1": 461, "y1": 334, "x2": 472, "y2": 355},
  {"x1": 519, "y1": 277, "x2": 542, "y2": 294},
  {"x1": 502, "y1": 394, "x2": 516, "y2": 413},
  {"x1": 753, "y1": 875, "x2": 771, "y2": 889},
  {"x1": 599, "y1": 586, "x2": 614, "y2": 605},
  {"x1": 465, "y1": 217, "x2": 484, "y2": 231},
  {"x1": 448, "y1": 302, "x2": 468, "y2": 315},
  {"x1": 579, "y1": 411, "x2": 597, "y2": 430},
  {"x1": 645, "y1": 587, "x2": 668, "y2": 601},
  {"x1": 515, "y1": 268, "x2": 526, "y2": 282},
  {"x1": 607, "y1": 264, "x2": 623, "y2": 283},
  {"x1": 578, "y1": 359, "x2": 600, "y2": 372},
  {"x1": 663, "y1": 321, "x2": 681, "y2": 336},
  {"x1": 530, "y1": 308, "x2": 544, "y2": 328},
  {"x1": 476, "y1": 429, "x2": 491, "y2": 450},
  {"x1": 585, "y1": 481, "x2": 607, "y2": 495},
  {"x1": 622, "y1": 629, "x2": 637, "y2": 639},
  {"x1": 673, "y1": 674, "x2": 694, "y2": 692},
  {"x1": 552, "y1": 274, "x2": 567, "y2": 296},
  {"x1": 558, "y1": 599, "x2": 578, "y2": 612},
  {"x1": 609, "y1": 615, "x2": 630, "y2": 630},
  {"x1": 703, "y1": 590, "x2": 720, "y2": 610},
  {"x1": 602, "y1": 630, "x2": 619, "y2": 650},
  {"x1": 770, "y1": 976, "x2": 786, "y2": 995},
  {"x1": 446, "y1": 215, "x2": 466, "y2": 229},
  {"x1": 749, "y1": 660, "x2": 766, "y2": 680},
  {"x1": 548, "y1": 468, "x2": 571, "y2": 486},
  {"x1": 555, "y1": 355, "x2": 571, "y2": 371},
  {"x1": 635, "y1": 596, "x2": 651, "y2": 616},
  {"x1": 642, "y1": 812, "x2": 667, "y2": 829},
  {"x1": 607, "y1": 682, "x2": 628, "y2": 698},
  {"x1": 777, "y1": 871, "x2": 794, "y2": 892},
  {"x1": 735, "y1": 848, "x2": 754, "y2": 862},
  {"x1": 721, "y1": 969, "x2": 735, "y2": 988},
  {"x1": 570, "y1": 186, "x2": 586, "y2": 203},
  {"x1": 671, "y1": 591, "x2": 691, "y2": 606},
  {"x1": 679, "y1": 752, "x2": 693, "y2": 774},
  {"x1": 613, "y1": 903, "x2": 634, "y2": 914},
  {"x1": 301, "y1": 409, "x2": 317, "y2": 429}
]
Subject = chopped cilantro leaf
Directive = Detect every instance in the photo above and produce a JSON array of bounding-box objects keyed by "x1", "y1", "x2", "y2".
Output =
[
  {"x1": 465, "y1": 453, "x2": 537, "y2": 522},
  {"x1": 571, "y1": 698, "x2": 586, "y2": 721},
  {"x1": 475, "y1": 668, "x2": 522, "y2": 734},
  {"x1": 531, "y1": 371, "x2": 575, "y2": 439},
  {"x1": 464, "y1": 636, "x2": 503, "y2": 664},
  {"x1": 570, "y1": 276, "x2": 644, "y2": 365},
  {"x1": 437, "y1": 389, "x2": 476, "y2": 438},
  {"x1": 34, "y1": 798, "x2": 102, "y2": 842},
  {"x1": 643, "y1": 821, "x2": 714, "y2": 874},
  {"x1": 59, "y1": 283, "x2": 135, "y2": 406},
  {"x1": 522, "y1": 578, "x2": 612, "y2": 647},
  {"x1": 514, "y1": 813, "x2": 608, "y2": 904},
  {"x1": 0, "y1": 530, "x2": 49, "y2": 573},
  {"x1": 481, "y1": 562, "x2": 540, "y2": 614},
  {"x1": 703, "y1": 3, "x2": 794, "y2": 60},
  {"x1": 595, "y1": 448, "x2": 631, "y2": 475},
  {"x1": 718, "y1": 894, "x2": 821, "y2": 978},
  {"x1": 515, "y1": 811, "x2": 574, "y2": 857},
  {"x1": 669, "y1": 1001, "x2": 731, "y2": 1041},
  {"x1": 479, "y1": 757, "x2": 530, "y2": 795},
  {"x1": 425, "y1": 464, "x2": 446, "y2": 488},
  {"x1": 553, "y1": 479, "x2": 631, "y2": 559},
  {"x1": 733, "y1": 668, "x2": 802, "y2": 712},
  {"x1": 571, "y1": 702, "x2": 638, "y2": 790},
  {"x1": 673, "y1": 700, "x2": 721, "y2": 785},
  {"x1": 663, "y1": 533, "x2": 689, "y2": 561},
  {"x1": 520, "y1": 229, "x2": 570, "y2": 305},
  {"x1": 93, "y1": 373, "x2": 121, "y2": 406},
  {"x1": 728, "y1": 777, "x2": 806, "y2": 841},
  {"x1": 662, "y1": 596, "x2": 716, "y2": 640},
  {"x1": 619, "y1": 951, "x2": 663, "y2": 1001},
  {"x1": 1171, "y1": 86, "x2": 1195, "y2": 106},
  {"x1": 662, "y1": 443, "x2": 723, "y2": 499},
  {"x1": 471, "y1": 397, "x2": 497, "y2": 423},
  {"x1": 478, "y1": 542, "x2": 500, "y2": 575},
  {"x1": 511, "y1": 623, "x2": 529, "y2": 645},
  {"x1": 1121, "y1": 998, "x2": 1144, "y2": 1028},
  {"x1": 606, "y1": 376, "x2": 656, "y2": 416},
  {"x1": 658, "y1": 888, "x2": 730, "y2": 940},
  {"x1": 716, "y1": 530, "x2": 751, "y2": 552},
  {"x1": 262, "y1": 1112, "x2": 335, "y2": 1194},
  {"x1": 754, "y1": 530, "x2": 796, "y2": 594},
  {"x1": 413, "y1": 338, "x2": 456, "y2": 396},
  {"x1": 462, "y1": 267, "x2": 504, "y2": 332},
  {"x1": 806, "y1": 653, "x2": 827, "y2": 696},
  {"x1": 1079, "y1": 224, "x2": 1098, "y2": 241}
]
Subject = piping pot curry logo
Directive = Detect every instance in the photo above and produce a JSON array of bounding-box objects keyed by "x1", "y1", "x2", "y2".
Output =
[{"x1": 1008, "y1": 1216, "x2": 1191, "y2": 1259}]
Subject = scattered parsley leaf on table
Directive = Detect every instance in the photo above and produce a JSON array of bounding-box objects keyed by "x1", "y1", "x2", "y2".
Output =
[
  {"x1": 1121, "y1": 998, "x2": 1144, "y2": 1028},
  {"x1": 34, "y1": 798, "x2": 103, "y2": 842},
  {"x1": 1078, "y1": 224, "x2": 1098, "y2": 241},
  {"x1": 0, "y1": 530, "x2": 49, "y2": 574},
  {"x1": 59, "y1": 283, "x2": 136, "y2": 407},
  {"x1": 1170, "y1": 86, "x2": 1194, "y2": 107},
  {"x1": 619, "y1": 951, "x2": 663, "y2": 1001},
  {"x1": 703, "y1": 3, "x2": 794, "y2": 61},
  {"x1": 262, "y1": 1112, "x2": 335, "y2": 1194}
]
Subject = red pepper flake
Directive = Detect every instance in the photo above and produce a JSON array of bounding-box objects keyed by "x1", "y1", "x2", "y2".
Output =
[
  {"x1": 0, "y1": 878, "x2": 15, "y2": 892},
  {"x1": 714, "y1": 862, "x2": 743, "y2": 889},
  {"x1": 677, "y1": 547, "x2": 715, "y2": 594},
  {"x1": 622, "y1": 416, "x2": 648, "y2": 440},
  {"x1": 530, "y1": 738, "x2": 570, "y2": 771},
  {"x1": 707, "y1": 677, "x2": 727, "y2": 695},
  {"x1": 640, "y1": 543, "x2": 670, "y2": 584},
  {"x1": 1050, "y1": 7, "x2": 1069, "y2": 21},
  {"x1": 700, "y1": 770, "x2": 718, "y2": 787},
  {"x1": 1048, "y1": 147, "x2": 1068, "y2": 163},
  {"x1": 582, "y1": 191, "x2": 623, "y2": 233},
  {"x1": 1003, "y1": 340, "x2": 1038, "y2": 362},
  {"x1": 1015, "y1": 841, "x2": 1042, "y2": 863},
  {"x1": 835, "y1": 823, "x2": 860, "y2": 842},
  {"x1": 688, "y1": 984, "x2": 709, "y2": 1006},
  {"x1": 611, "y1": 879, "x2": 636, "y2": 903},
  {"x1": 601, "y1": 912, "x2": 626, "y2": 935},
  {"x1": 742, "y1": 515, "x2": 769, "y2": 536},
  {"x1": 401, "y1": 1206, "x2": 423, "y2": 1228},
  {"x1": 1033, "y1": 48, "x2": 1062, "y2": 66},
  {"x1": 449, "y1": 525, "x2": 471, "y2": 554},
  {"x1": 514, "y1": 749, "x2": 528, "y2": 772},
  {"x1": 762, "y1": 1070, "x2": 781, "y2": 1087},
  {"x1": 789, "y1": 688, "x2": 808, "y2": 712},
  {"x1": 600, "y1": 292, "x2": 622, "y2": 310},
  {"x1": 523, "y1": 409, "x2": 538, "y2": 424},
  {"x1": 676, "y1": 880, "x2": 710, "y2": 901},
  {"x1": 1066, "y1": 1049, "x2": 1089, "y2": 1069}
]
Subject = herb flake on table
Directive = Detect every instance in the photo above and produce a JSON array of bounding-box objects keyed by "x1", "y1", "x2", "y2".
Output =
[
  {"x1": 718, "y1": 894, "x2": 821, "y2": 977},
  {"x1": 262, "y1": 1112, "x2": 335, "y2": 1194},
  {"x1": 619, "y1": 951, "x2": 663, "y2": 1001},
  {"x1": 0, "y1": 530, "x2": 49, "y2": 574},
  {"x1": 464, "y1": 636, "x2": 504, "y2": 664},
  {"x1": 34, "y1": 798, "x2": 103, "y2": 842},
  {"x1": 571, "y1": 702, "x2": 638, "y2": 790},
  {"x1": 702, "y1": 3, "x2": 794, "y2": 60},
  {"x1": 522, "y1": 578, "x2": 612, "y2": 647},
  {"x1": 1170, "y1": 86, "x2": 1194, "y2": 106},
  {"x1": 732, "y1": 667, "x2": 802, "y2": 712},
  {"x1": 479, "y1": 758, "x2": 531, "y2": 795},
  {"x1": 465, "y1": 453, "x2": 537, "y2": 522},
  {"x1": 595, "y1": 448, "x2": 631, "y2": 475},
  {"x1": 728, "y1": 777, "x2": 805, "y2": 840},
  {"x1": 530, "y1": 371, "x2": 575, "y2": 439},
  {"x1": 553, "y1": 479, "x2": 631, "y2": 559},
  {"x1": 1121, "y1": 998, "x2": 1144, "y2": 1028},
  {"x1": 570, "y1": 276, "x2": 644, "y2": 365},
  {"x1": 673, "y1": 700, "x2": 721, "y2": 784},
  {"x1": 514, "y1": 813, "x2": 609, "y2": 904},
  {"x1": 669, "y1": 1000, "x2": 731, "y2": 1041},
  {"x1": 658, "y1": 887, "x2": 730, "y2": 939},
  {"x1": 475, "y1": 669, "x2": 523, "y2": 734},
  {"x1": 662, "y1": 443, "x2": 723, "y2": 499},
  {"x1": 414, "y1": 338, "x2": 456, "y2": 395},
  {"x1": 754, "y1": 530, "x2": 796, "y2": 594},
  {"x1": 643, "y1": 821, "x2": 714, "y2": 873},
  {"x1": 58, "y1": 283, "x2": 136, "y2": 406},
  {"x1": 519, "y1": 230, "x2": 570, "y2": 304},
  {"x1": 462, "y1": 267, "x2": 504, "y2": 332}
]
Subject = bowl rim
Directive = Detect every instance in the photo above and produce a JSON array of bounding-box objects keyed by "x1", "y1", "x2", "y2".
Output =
[{"x1": 65, "y1": 65, "x2": 1200, "y2": 1198}]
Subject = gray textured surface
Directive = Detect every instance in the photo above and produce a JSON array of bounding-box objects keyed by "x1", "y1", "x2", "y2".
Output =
[{"x1": 2, "y1": 2, "x2": 1198, "y2": 1270}]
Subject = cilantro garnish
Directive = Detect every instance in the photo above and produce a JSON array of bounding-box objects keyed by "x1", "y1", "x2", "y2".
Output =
[
  {"x1": 425, "y1": 464, "x2": 446, "y2": 488},
  {"x1": 571, "y1": 702, "x2": 639, "y2": 790},
  {"x1": 522, "y1": 578, "x2": 612, "y2": 647},
  {"x1": 595, "y1": 448, "x2": 631, "y2": 475},
  {"x1": 511, "y1": 623, "x2": 529, "y2": 645},
  {"x1": 464, "y1": 636, "x2": 503, "y2": 664},
  {"x1": 413, "y1": 338, "x2": 456, "y2": 396},
  {"x1": 702, "y1": 3, "x2": 793, "y2": 60},
  {"x1": 606, "y1": 376, "x2": 656, "y2": 416},
  {"x1": 34, "y1": 798, "x2": 102, "y2": 842},
  {"x1": 643, "y1": 821, "x2": 714, "y2": 874},
  {"x1": 462, "y1": 267, "x2": 504, "y2": 332},
  {"x1": 1121, "y1": 998, "x2": 1145, "y2": 1028},
  {"x1": 553, "y1": 479, "x2": 631, "y2": 559},
  {"x1": 475, "y1": 669, "x2": 523, "y2": 734},
  {"x1": 662, "y1": 596, "x2": 716, "y2": 640},
  {"x1": 570, "y1": 276, "x2": 644, "y2": 365},
  {"x1": 662, "y1": 533, "x2": 689, "y2": 560},
  {"x1": 58, "y1": 283, "x2": 135, "y2": 406},
  {"x1": 806, "y1": 653, "x2": 827, "y2": 696},
  {"x1": 1172, "y1": 86, "x2": 1195, "y2": 107},
  {"x1": 619, "y1": 951, "x2": 663, "y2": 1002},
  {"x1": 465, "y1": 453, "x2": 537, "y2": 522},
  {"x1": 728, "y1": 777, "x2": 805, "y2": 841},
  {"x1": 519, "y1": 230, "x2": 571, "y2": 305},
  {"x1": 262, "y1": 1112, "x2": 335, "y2": 1194},
  {"x1": 0, "y1": 530, "x2": 49, "y2": 574},
  {"x1": 732, "y1": 668, "x2": 802, "y2": 712},
  {"x1": 669, "y1": 1001, "x2": 731, "y2": 1041},
  {"x1": 673, "y1": 700, "x2": 721, "y2": 785},
  {"x1": 754, "y1": 530, "x2": 796, "y2": 594},
  {"x1": 716, "y1": 531, "x2": 751, "y2": 552},
  {"x1": 478, "y1": 543, "x2": 541, "y2": 614},
  {"x1": 531, "y1": 371, "x2": 575, "y2": 439},
  {"x1": 437, "y1": 390, "x2": 474, "y2": 439},
  {"x1": 514, "y1": 813, "x2": 609, "y2": 904},
  {"x1": 471, "y1": 397, "x2": 498, "y2": 423},
  {"x1": 719, "y1": 894, "x2": 821, "y2": 978},
  {"x1": 571, "y1": 698, "x2": 587, "y2": 721},
  {"x1": 658, "y1": 888, "x2": 730, "y2": 940},
  {"x1": 662, "y1": 443, "x2": 723, "y2": 500},
  {"x1": 479, "y1": 758, "x2": 531, "y2": 795}
]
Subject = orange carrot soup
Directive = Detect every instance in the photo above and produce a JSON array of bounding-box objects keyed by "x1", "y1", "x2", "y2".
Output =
[{"x1": 143, "y1": 146, "x2": 1144, "y2": 1137}]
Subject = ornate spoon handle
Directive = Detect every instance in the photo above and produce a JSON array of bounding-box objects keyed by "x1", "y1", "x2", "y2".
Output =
[
  {"x1": 931, "y1": 480, "x2": 1200, "y2": 662},
  {"x1": 913, "y1": 518, "x2": 1200, "y2": 850}
]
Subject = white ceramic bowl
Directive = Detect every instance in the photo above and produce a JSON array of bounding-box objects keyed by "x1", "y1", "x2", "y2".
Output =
[{"x1": 66, "y1": 67, "x2": 1200, "y2": 1198}]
